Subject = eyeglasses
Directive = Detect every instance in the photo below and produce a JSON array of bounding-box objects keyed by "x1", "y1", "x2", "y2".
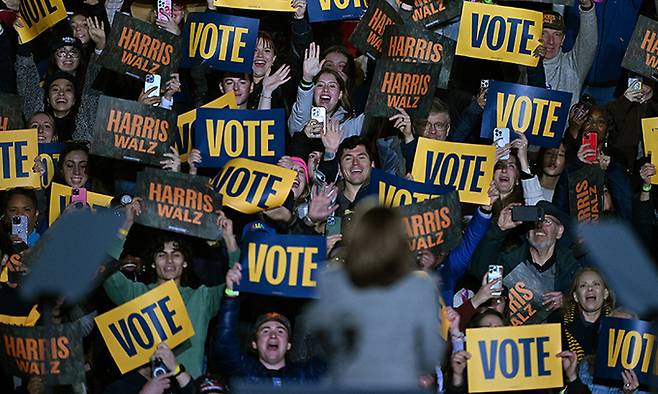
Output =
[
  {"x1": 424, "y1": 121, "x2": 450, "y2": 132},
  {"x1": 55, "y1": 49, "x2": 80, "y2": 59}
]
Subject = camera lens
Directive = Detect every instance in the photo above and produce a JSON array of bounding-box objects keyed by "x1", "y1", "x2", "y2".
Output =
[{"x1": 11, "y1": 217, "x2": 20, "y2": 224}]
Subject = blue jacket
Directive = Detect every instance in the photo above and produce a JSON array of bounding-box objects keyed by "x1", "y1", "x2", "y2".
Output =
[
  {"x1": 562, "y1": 0, "x2": 642, "y2": 86},
  {"x1": 437, "y1": 208, "x2": 492, "y2": 306},
  {"x1": 214, "y1": 296, "x2": 325, "y2": 386}
]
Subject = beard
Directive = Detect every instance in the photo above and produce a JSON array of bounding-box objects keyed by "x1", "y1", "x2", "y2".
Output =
[{"x1": 528, "y1": 236, "x2": 553, "y2": 251}]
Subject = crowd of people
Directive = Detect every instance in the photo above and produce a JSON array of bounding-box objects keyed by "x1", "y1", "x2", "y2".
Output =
[{"x1": 0, "y1": 0, "x2": 656, "y2": 392}]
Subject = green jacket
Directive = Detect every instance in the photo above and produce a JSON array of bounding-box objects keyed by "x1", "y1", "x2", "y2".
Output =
[
  {"x1": 470, "y1": 225, "x2": 582, "y2": 293},
  {"x1": 103, "y1": 272, "x2": 225, "y2": 378}
]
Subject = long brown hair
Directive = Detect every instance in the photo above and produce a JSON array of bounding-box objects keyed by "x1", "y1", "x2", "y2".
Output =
[
  {"x1": 313, "y1": 68, "x2": 354, "y2": 118},
  {"x1": 344, "y1": 206, "x2": 413, "y2": 288}
]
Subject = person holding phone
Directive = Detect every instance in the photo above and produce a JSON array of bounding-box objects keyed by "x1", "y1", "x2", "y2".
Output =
[
  {"x1": 470, "y1": 200, "x2": 581, "y2": 321},
  {"x1": 288, "y1": 43, "x2": 364, "y2": 141},
  {"x1": 1, "y1": 188, "x2": 40, "y2": 247}
]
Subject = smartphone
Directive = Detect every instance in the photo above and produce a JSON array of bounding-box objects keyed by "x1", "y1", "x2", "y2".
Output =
[
  {"x1": 156, "y1": 0, "x2": 172, "y2": 21},
  {"x1": 487, "y1": 265, "x2": 503, "y2": 297},
  {"x1": 144, "y1": 74, "x2": 161, "y2": 98},
  {"x1": 11, "y1": 215, "x2": 28, "y2": 244},
  {"x1": 582, "y1": 131, "x2": 598, "y2": 162},
  {"x1": 71, "y1": 187, "x2": 88, "y2": 205},
  {"x1": 325, "y1": 215, "x2": 342, "y2": 236},
  {"x1": 628, "y1": 77, "x2": 642, "y2": 93},
  {"x1": 493, "y1": 127, "x2": 510, "y2": 160},
  {"x1": 573, "y1": 94, "x2": 593, "y2": 120},
  {"x1": 511, "y1": 206, "x2": 544, "y2": 222},
  {"x1": 480, "y1": 79, "x2": 490, "y2": 90},
  {"x1": 311, "y1": 106, "x2": 326, "y2": 136},
  {"x1": 151, "y1": 357, "x2": 169, "y2": 377}
]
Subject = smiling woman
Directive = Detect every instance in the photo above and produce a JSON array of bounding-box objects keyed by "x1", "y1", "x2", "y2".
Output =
[{"x1": 563, "y1": 267, "x2": 615, "y2": 362}]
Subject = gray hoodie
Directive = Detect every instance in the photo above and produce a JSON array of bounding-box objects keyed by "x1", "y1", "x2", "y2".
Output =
[{"x1": 543, "y1": 5, "x2": 598, "y2": 109}]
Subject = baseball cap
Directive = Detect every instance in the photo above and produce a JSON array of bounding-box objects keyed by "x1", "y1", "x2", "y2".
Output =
[
  {"x1": 50, "y1": 36, "x2": 83, "y2": 54},
  {"x1": 253, "y1": 312, "x2": 292, "y2": 337},
  {"x1": 543, "y1": 11, "x2": 565, "y2": 31},
  {"x1": 44, "y1": 71, "x2": 77, "y2": 92}
]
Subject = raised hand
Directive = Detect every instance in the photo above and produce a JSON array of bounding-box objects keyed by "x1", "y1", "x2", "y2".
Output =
[
  {"x1": 225, "y1": 262, "x2": 242, "y2": 291},
  {"x1": 292, "y1": 0, "x2": 307, "y2": 19},
  {"x1": 556, "y1": 351, "x2": 578, "y2": 383},
  {"x1": 187, "y1": 149, "x2": 202, "y2": 175},
  {"x1": 262, "y1": 64, "x2": 291, "y2": 97},
  {"x1": 138, "y1": 87, "x2": 161, "y2": 106},
  {"x1": 163, "y1": 73, "x2": 181, "y2": 100},
  {"x1": 640, "y1": 162, "x2": 656, "y2": 186},
  {"x1": 389, "y1": 107, "x2": 413, "y2": 143},
  {"x1": 308, "y1": 183, "x2": 338, "y2": 223},
  {"x1": 155, "y1": 12, "x2": 181, "y2": 35},
  {"x1": 87, "y1": 17, "x2": 106, "y2": 50},
  {"x1": 498, "y1": 202, "x2": 522, "y2": 231},
  {"x1": 321, "y1": 118, "x2": 343, "y2": 154},
  {"x1": 302, "y1": 42, "x2": 324, "y2": 83},
  {"x1": 160, "y1": 146, "x2": 182, "y2": 172}
]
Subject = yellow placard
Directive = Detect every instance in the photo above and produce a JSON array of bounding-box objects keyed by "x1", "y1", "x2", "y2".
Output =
[
  {"x1": 213, "y1": 0, "x2": 294, "y2": 12},
  {"x1": 48, "y1": 183, "x2": 114, "y2": 225},
  {"x1": 211, "y1": 158, "x2": 296, "y2": 214},
  {"x1": 0, "y1": 129, "x2": 40, "y2": 190},
  {"x1": 176, "y1": 92, "x2": 238, "y2": 160},
  {"x1": 16, "y1": 0, "x2": 68, "y2": 43},
  {"x1": 466, "y1": 323, "x2": 563, "y2": 392},
  {"x1": 95, "y1": 281, "x2": 195, "y2": 374},
  {"x1": 456, "y1": 2, "x2": 542, "y2": 67},
  {"x1": 411, "y1": 138, "x2": 495, "y2": 205},
  {"x1": 641, "y1": 117, "x2": 658, "y2": 185}
]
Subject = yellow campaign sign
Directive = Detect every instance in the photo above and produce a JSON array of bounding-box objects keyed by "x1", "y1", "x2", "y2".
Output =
[
  {"x1": 213, "y1": 0, "x2": 294, "y2": 12},
  {"x1": 48, "y1": 183, "x2": 114, "y2": 225},
  {"x1": 466, "y1": 323, "x2": 563, "y2": 392},
  {"x1": 176, "y1": 92, "x2": 237, "y2": 160},
  {"x1": 95, "y1": 281, "x2": 195, "y2": 374},
  {"x1": 211, "y1": 158, "x2": 296, "y2": 214},
  {"x1": 16, "y1": 0, "x2": 68, "y2": 43},
  {"x1": 411, "y1": 138, "x2": 495, "y2": 205},
  {"x1": 0, "y1": 129, "x2": 40, "y2": 190},
  {"x1": 456, "y1": 2, "x2": 542, "y2": 67},
  {"x1": 642, "y1": 117, "x2": 658, "y2": 185}
]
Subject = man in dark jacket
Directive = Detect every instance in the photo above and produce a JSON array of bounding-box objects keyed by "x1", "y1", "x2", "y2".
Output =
[
  {"x1": 214, "y1": 263, "x2": 325, "y2": 386},
  {"x1": 470, "y1": 200, "x2": 581, "y2": 313}
]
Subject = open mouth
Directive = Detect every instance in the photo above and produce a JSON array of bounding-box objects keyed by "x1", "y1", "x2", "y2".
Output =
[
  {"x1": 266, "y1": 342, "x2": 279, "y2": 351},
  {"x1": 56, "y1": 98, "x2": 68, "y2": 104},
  {"x1": 585, "y1": 295, "x2": 597, "y2": 302},
  {"x1": 71, "y1": 176, "x2": 83, "y2": 185},
  {"x1": 38, "y1": 135, "x2": 47, "y2": 143},
  {"x1": 253, "y1": 60, "x2": 266, "y2": 67},
  {"x1": 533, "y1": 231, "x2": 546, "y2": 237},
  {"x1": 318, "y1": 95, "x2": 332, "y2": 105}
]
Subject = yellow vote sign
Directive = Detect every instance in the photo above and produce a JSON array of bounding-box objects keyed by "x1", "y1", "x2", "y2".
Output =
[
  {"x1": 456, "y1": 2, "x2": 542, "y2": 67},
  {"x1": 466, "y1": 323, "x2": 563, "y2": 392},
  {"x1": 16, "y1": 0, "x2": 68, "y2": 43},
  {"x1": 210, "y1": 158, "x2": 296, "y2": 214},
  {"x1": 642, "y1": 117, "x2": 658, "y2": 185},
  {"x1": 48, "y1": 183, "x2": 114, "y2": 225},
  {"x1": 0, "y1": 129, "x2": 40, "y2": 190},
  {"x1": 213, "y1": 0, "x2": 294, "y2": 12},
  {"x1": 95, "y1": 281, "x2": 195, "y2": 374},
  {"x1": 411, "y1": 138, "x2": 495, "y2": 205}
]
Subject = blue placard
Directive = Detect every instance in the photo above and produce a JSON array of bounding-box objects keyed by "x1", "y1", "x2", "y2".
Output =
[
  {"x1": 236, "y1": 232, "x2": 327, "y2": 298},
  {"x1": 194, "y1": 108, "x2": 285, "y2": 168},
  {"x1": 369, "y1": 168, "x2": 454, "y2": 208},
  {"x1": 180, "y1": 12, "x2": 259, "y2": 73},
  {"x1": 481, "y1": 81, "x2": 572, "y2": 148},
  {"x1": 595, "y1": 317, "x2": 658, "y2": 386},
  {"x1": 307, "y1": 0, "x2": 368, "y2": 23}
]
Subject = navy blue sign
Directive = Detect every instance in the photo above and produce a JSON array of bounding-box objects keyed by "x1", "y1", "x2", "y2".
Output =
[
  {"x1": 236, "y1": 232, "x2": 327, "y2": 298},
  {"x1": 194, "y1": 108, "x2": 285, "y2": 168},
  {"x1": 481, "y1": 80, "x2": 572, "y2": 148},
  {"x1": 369, "y1": 168, "x2": 453, "y2": 208},
  {"x1": 307, "y1": 0, "x2": 368, "y2": 23},
  {"x1": 180, "y1": 12, "x2": 259, "y2": 73},
  {"x1": 595, "y1": 317, "x2": 658, "y2": 386}
]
